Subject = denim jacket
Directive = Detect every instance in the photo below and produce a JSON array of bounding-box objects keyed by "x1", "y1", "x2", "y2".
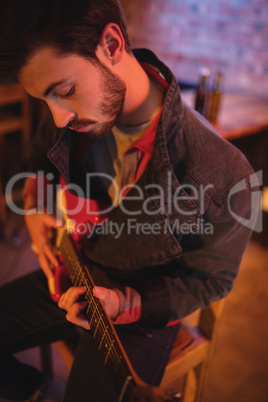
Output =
[{"x1": 28, "y1": 49, "x2": 257, "y2": 330}]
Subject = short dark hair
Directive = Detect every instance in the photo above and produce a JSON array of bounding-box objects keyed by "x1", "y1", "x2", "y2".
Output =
[{"x1": 0, "y1": 0, "x2": 131, "y2": 81}]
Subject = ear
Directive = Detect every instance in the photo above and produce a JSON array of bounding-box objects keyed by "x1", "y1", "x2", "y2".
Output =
[{"x1": 96, "y1": 23, "x2": 124, "y2": 65}]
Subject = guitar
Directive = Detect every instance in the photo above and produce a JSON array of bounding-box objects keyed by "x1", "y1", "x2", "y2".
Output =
[{"x1": 41, "y1": 178, "x2": 180, "y2": 401}]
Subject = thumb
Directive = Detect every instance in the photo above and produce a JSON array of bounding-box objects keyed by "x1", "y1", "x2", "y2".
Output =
[
  {"x1": 93, "y1": 286, "x2": 106, "y2": 300},
  {"x1": 93, "y1": 286, "x2": 119, "y2": 320}
]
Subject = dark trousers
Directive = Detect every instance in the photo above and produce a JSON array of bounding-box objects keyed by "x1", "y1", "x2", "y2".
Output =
[{"x1": 0, "y1": 270, "x2": 180, "y2": 401}]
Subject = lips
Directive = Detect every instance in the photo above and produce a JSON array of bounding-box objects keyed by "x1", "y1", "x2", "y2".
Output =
[
  {"x1": 74, "y1": 125, "x2": 90, "y2": 132},
  {"x1": 69, "y1": 125, "x2": 91, "y2": 133}
]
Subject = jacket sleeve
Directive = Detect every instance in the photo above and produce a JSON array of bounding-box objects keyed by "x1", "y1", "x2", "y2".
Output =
[{"x1": 137, "y1": 173, "x2": 259, "y2": 330}]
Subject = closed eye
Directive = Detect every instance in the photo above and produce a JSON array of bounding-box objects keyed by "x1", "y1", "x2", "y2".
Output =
[{"x1": 57, "y1": 86, "x2": 75, "y2": 99}]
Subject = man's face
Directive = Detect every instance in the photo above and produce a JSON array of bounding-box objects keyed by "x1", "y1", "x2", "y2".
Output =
[{"x1": 19, "y1": 47, "x2": 126, "y2": 137}]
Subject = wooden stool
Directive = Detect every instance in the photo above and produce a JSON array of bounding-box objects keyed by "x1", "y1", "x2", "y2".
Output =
[{"x1": 160, "y1": 299, "x2": 226, "y2": 401}]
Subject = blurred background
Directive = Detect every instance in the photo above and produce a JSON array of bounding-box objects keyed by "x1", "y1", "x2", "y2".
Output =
[
  {"x1": 0, "y1": 1, "x2": 268, "y2": 401},
  {"x1": 121, "y1": 0, "x2": 268, "y2": 96}
]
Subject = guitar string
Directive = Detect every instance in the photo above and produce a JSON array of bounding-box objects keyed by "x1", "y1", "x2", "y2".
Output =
[{"x1": 60, "y1": 232, "x2": 134, "y2": 389}]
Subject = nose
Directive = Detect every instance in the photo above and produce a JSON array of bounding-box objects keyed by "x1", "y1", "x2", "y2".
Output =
[{"x1": 48, "y1": 102, "x2": 76, "y2": 128}]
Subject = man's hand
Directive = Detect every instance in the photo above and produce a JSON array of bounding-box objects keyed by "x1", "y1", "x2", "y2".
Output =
[
  {"x1": 58, "y1": 286, "x2": 120, "y2": 330},
  {"x1": 25, "y1": 213, "x2": 59, "y2": 278}
]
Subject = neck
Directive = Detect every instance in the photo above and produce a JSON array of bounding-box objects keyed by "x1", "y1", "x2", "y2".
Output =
[{"x1": 118, "y1": 55, "x2": 164, "y2": 126}]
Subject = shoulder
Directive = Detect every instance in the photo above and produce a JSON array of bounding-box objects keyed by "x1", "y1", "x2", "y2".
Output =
[{"x1": 164, "y1": 100, "x2": 254, "y2": 206}]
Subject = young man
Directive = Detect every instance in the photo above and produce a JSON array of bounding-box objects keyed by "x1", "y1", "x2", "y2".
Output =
[{"x1": 0, "y1": 0, "x2": 258, "y2": 401}]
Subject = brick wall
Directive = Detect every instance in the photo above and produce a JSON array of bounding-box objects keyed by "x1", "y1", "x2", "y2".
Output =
[{"x1": 121, "y1": 0, "x2": 268, "y2": 96}]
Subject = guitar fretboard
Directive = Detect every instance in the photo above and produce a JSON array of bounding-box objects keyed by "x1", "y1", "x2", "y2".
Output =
[{"x1": 59, "y1": 230, "x2": 137, "y2": 401}]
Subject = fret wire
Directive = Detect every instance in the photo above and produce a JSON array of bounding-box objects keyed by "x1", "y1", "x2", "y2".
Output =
[
  {"x1": 69, "y1": 257, "x2": 80, "y2": 285},
  {"x1": 71, "y1": 260, "x2": 78, "y2": 284},
  {"x1": 60, "y1": 232, "x2": 133, "y2": 386}
]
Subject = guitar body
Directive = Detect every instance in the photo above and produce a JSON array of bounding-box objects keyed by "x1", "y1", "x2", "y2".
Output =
[{"x1": 48, "y1": 262, "x2": 71, "y2": 302}]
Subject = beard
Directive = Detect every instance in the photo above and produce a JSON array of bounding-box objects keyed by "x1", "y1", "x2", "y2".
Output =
[{"x1": 68, "y1": 60, "x2": 126, "y2": 139}]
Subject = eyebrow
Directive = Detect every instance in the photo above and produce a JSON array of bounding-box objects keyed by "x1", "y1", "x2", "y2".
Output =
[{"x1": 43, "y1": 78, "x2": 69, "y2": 97}]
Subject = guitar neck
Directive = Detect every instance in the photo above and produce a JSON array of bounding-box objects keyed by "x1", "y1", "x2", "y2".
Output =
[{"x1": 59, "y1": 230, "x2": 142, "y2": 401}]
